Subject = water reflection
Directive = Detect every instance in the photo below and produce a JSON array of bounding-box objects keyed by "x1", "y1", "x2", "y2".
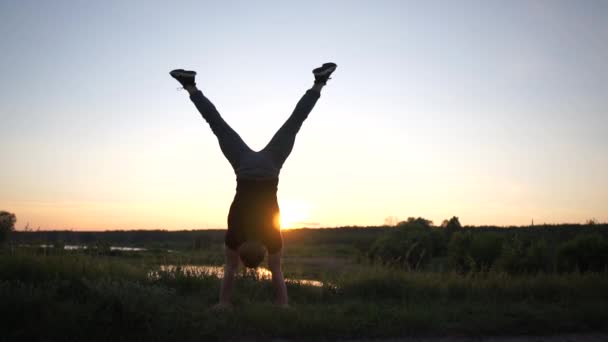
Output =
[
  {"x1": 153, "y1": 264, "x2": 324, "y2": 287},
  {"x1": 34, "y1": 244, "x2": 146, "y2": 251}
]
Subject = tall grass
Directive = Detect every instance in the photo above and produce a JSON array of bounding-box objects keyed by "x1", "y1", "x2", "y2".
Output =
[{"x1": 1, "y1": 250, "x2": 607, "y2": 340}]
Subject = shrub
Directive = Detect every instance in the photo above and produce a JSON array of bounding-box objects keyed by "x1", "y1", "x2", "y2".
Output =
[
  {"x1": 0, "y1": 211, "x2": 16, "y2": 244},
  {"x1": 429, "y1": 228, "x2": 448, "y2": 257},
  {"x1": 469, "y1": 232, "x2": 503, "y2": 271},
  {"x1": 447, "y1": 232, "x2": 473, "y2": 272},
  {"x1": 448, "y1": 232, "x2": 504, "y2": 272},
  {"x1": 558, "y1": 233, "x2": 608, "y2": 272},
  {"x1": 368, "y1": 223, "x2": 436, "y2": 271},
  {"x1": 496, "y1": 236, "x2": 552, "y2": 274},
  {"x1": 441, "y1": 216, "x2": 462, "y2": 235}
]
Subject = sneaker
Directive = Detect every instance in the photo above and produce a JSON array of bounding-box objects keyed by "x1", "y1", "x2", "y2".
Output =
[
  {"x1": 170, "y1": 69, "x2": 197, "y2": 88},
  {"x1": 313, "y1": 63, "x2": 337, "y2": 84}
]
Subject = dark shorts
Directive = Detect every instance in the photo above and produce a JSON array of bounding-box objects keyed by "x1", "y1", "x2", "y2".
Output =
[
  {"x1": 225, "y1": 224, "x2": 282, "y2": 254},
  {"x1": 225, "y1": 178, "x2": 283, "y2": 254}
]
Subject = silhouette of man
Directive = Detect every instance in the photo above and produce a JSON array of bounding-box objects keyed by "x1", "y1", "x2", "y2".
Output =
[{"x1": 170, "y1": 63, "x2": 337, "y2": 307}]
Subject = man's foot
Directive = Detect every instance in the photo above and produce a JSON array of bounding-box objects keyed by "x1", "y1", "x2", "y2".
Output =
[
  {"x1": 313, "y1": 63, "x2": 337, "y2": 85},
  {"x1": 170, "y1": 69, "x2": 197, "y2": 88}
]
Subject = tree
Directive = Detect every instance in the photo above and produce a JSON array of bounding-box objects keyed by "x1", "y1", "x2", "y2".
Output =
[
  {"x1": 398, "y1": 217, "x2": 433, "y2": 228},
  {"x1": 441, "y1": 216, "x2": 462, "y2": 235},
  {"x1": 585, "y1": 218, "x2": 597, "y2": 226},
  {"x1": 369, "y1": 224, "x2": 435, "y2": 271},
  {"x1": 384, "y1": 216, "x2": 399, "y2": 226},
  {"x1": 0, "y1": 211, "x2": 17, "y2": 244}
]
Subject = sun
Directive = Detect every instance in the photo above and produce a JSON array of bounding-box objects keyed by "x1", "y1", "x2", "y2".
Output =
[{"x1": 279, "y1": 199, "x2": 311, "y2": 229}]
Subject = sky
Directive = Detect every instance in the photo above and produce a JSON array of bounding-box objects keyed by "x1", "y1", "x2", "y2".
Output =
[{"x1": 0, "y1": 0, "x2": 606, "y2": 230}]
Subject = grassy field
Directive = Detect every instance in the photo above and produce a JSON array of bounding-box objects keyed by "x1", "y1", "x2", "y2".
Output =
[{"x1": 2, "y1": 226, "x2": 608, "y2": 340}]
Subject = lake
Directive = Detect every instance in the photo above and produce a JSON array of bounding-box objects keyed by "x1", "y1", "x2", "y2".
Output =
[{"x1": 151, "y1": 264, "x2": 325, "y2": 287}]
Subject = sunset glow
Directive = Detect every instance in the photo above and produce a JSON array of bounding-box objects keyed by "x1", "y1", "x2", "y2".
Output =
[{"x1": 279, "y1": 200, "x2": 311, "y2": 229}]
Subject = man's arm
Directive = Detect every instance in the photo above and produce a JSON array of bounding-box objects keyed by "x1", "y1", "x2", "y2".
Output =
[{"x1": 268, "y1": 251, "x2": 289, "y2": 307}]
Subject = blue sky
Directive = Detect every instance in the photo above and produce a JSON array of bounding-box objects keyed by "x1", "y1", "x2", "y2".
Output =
[{"x1": 0, "y1": 0, "x2": 606, "y2": 229}]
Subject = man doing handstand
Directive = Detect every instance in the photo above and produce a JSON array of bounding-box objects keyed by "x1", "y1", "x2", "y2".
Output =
[{"x1": 170, "y1": 62, "x2": 337, "y2": 307}]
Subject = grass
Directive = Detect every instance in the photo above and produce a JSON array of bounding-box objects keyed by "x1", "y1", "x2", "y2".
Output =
[{"x1": 1, "y1": 249, "x2": 607, "y2": 340}]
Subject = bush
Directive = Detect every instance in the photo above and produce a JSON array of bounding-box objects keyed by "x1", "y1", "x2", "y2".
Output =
[
  {"x1": 429, "y1": 228, "x2": 448, "y2": 257},
  {"x1": 441, "y1": 216, "x2": 462, "y2": 235},
  {"x1": 368, "y1": 223, "x2": 438, "y2": 271},
  {"x1": 496, "y1": 236, "x2": 552, "y2": 274},
  {"x1": 558, "y1": 233, "x2": 608, "y2": 272},
  {"x1": 447, "y1": 232, "x2": 474, "y2": 272},
  {"x1": 448, "y1": 232, "x2": 504, "y2": 272},
  {"x1": 0, "y1": 211, "x2": 17, "y2": 244},
  {"x1": 469, "y1": 233, "x2": 504, "y2": 271}
]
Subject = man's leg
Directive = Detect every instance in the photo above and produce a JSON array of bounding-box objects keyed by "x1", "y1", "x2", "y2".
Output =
[
  {"x1": 262, "y1": 63, "x2": 336, "y2": 168},
  {"x1": 262, "y1": 84, "x2": 323, "y2": 168},
  {"x1": 187, "y1": 86, "x2": 252, "y2": 170},
  {"x1": 171, "y1": 70, "x2": 251, "y2": 170}
]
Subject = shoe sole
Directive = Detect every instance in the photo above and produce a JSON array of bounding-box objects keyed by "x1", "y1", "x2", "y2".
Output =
[
  {"x1": 313, "y1": 63, "x2": 337, "y2": 76},
  {"x1": 170, "y1": 69, "x2": 197, "y2": 78}
]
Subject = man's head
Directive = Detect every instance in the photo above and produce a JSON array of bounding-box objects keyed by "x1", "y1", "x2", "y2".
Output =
[{"x1": 238, "y1": 240, "x2": 266, "y2": 268}]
